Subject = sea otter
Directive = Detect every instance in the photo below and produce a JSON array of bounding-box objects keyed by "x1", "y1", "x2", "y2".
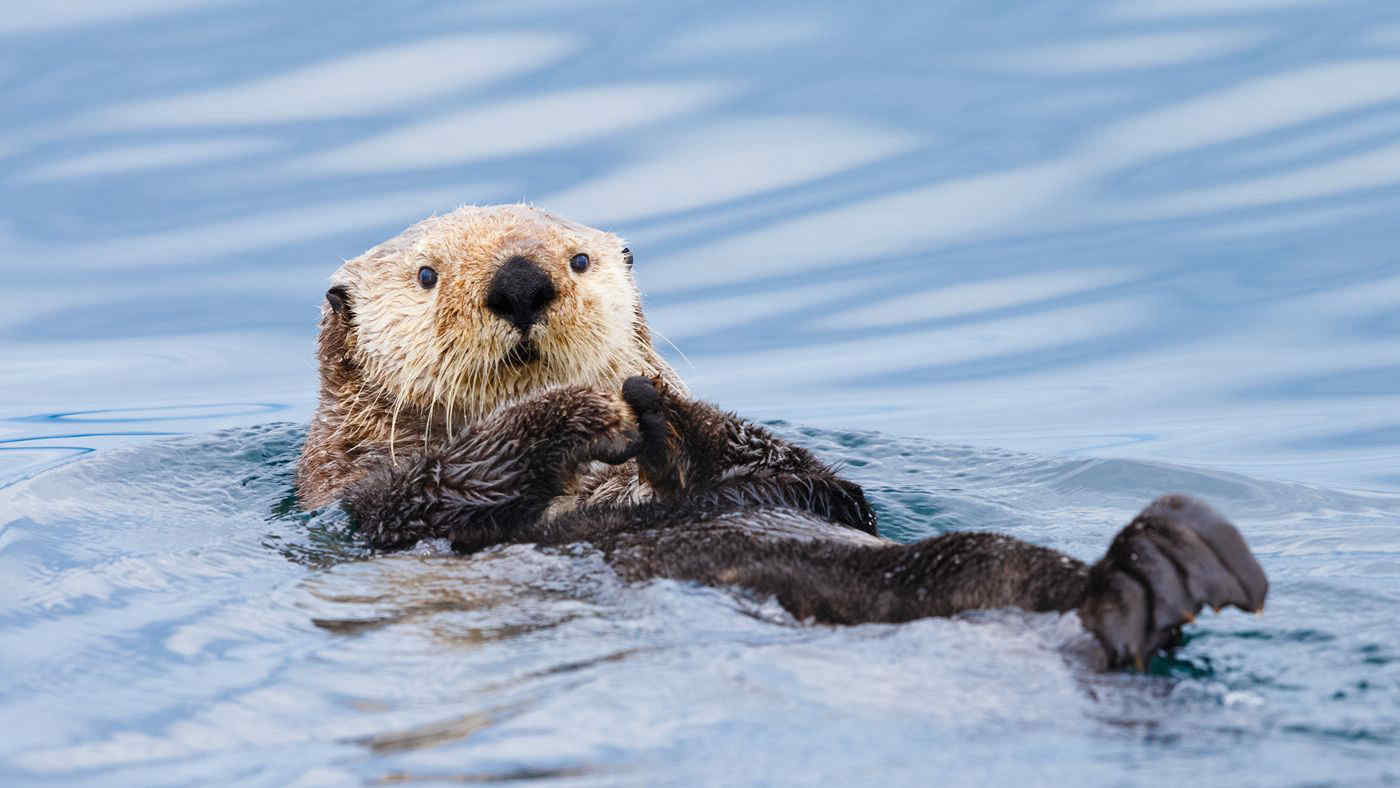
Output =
[{"x1": 301, "y1": 203, "x2": 1268, "y2": 671}]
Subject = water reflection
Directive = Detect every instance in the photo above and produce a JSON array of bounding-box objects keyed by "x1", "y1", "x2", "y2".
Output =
[
  {"x1": 982, "y1": 30, "x2": 1270, "y2": 74},
  {"x1": 1105, "y1": 0, "x2": 1324, "y2": 19},
  {"x1": 291, "y1": 81, "x2": 737, "y2": 175},
  {"x1": 543, "y1": 116, "x2": 919, "y2": 224},
  {"x1": 83, "y1": 33, "x2": 579, "y2": 130},
  {"x1": 12, "y1": 403, "x2": 286, "y2": 422},
  {"x1": 37, "y1": 182, "x2": 506, "y2": 271},
  {"x1": 13, "y1": 136, "x2": 279, "y2": 183},
  {"x1": 815, "y1": 268, "x2": 1140, "y2": 330},
  {"x1": 653, "y1": 15, "x2": 830, "y2": 63},
  {"x1": 0, "y1": 0, "x2": 238, "y2": 35},
  {"x1": 2, "y1": 424, "x2": 1396, "y2": 784}
]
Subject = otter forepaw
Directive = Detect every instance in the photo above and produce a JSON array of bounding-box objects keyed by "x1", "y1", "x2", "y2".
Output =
[
  {"x1": 583, "y1": 387, "x2": 645, "y2": 466},
  {"x1": 620, "y1": 375, "x2": 681, "y2": 492},
  {"x1": 622, "y1": 376, "x2": 666, "y2": 443},
  {"x1": 589, "y1": 435, "x2": 640, "y2": 465},
  {"x1": 581, "y1": 376, "x2": 670, "y2": 466},
  {"x1": 342, "y1": 456, "x2": 446, "y2": 551},
  {"x1": 1078, "y1": 494, "x2": 1269, "y2": 671}
]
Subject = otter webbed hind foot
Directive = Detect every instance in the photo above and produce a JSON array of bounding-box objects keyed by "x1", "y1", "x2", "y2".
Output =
[{"x1": 1078, "y1": 494, "x2": 1269, "y2": 670}]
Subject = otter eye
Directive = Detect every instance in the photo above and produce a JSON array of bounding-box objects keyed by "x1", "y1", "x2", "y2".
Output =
[
  {"x1": 621, "y1": 247, "x2": 633, "y2": 267},
  {"x1": 417, "y1": 266, "x2": 437, "y2": 289},
  {"x1": 570, "y1": 253, "x2": 590, "y2": 273}
]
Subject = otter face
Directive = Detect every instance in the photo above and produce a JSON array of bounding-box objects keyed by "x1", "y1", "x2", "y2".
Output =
[{"x1": 324, "y1": 204, "x2": 647, "y2": 431}]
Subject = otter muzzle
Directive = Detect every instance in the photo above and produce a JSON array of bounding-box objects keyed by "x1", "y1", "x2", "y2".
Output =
[{"x1": 485, "y1": 256, "x2": 556, "y2": 334}]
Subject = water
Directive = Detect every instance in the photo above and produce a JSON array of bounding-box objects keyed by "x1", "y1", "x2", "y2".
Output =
[{"x1": 2, "y1": 0, "x2": 1399, "y2": 784}]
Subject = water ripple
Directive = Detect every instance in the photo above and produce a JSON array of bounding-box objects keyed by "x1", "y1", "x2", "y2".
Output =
[
  {"x1": 0, "y1": 424, "x2": 1395, "y2": 784},
  {"x1": 4, "y1": 0, "x2": 1400, "y2": 784}
]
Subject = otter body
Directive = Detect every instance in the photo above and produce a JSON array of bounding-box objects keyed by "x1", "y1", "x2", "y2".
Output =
[{"x1": 302, "y1": 204, "x2": 1268, "y2": 671}]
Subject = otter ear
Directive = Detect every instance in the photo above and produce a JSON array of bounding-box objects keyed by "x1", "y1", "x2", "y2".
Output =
[
  {"x1": 325, "y1": 286, "x2": 353, "y2": 319},
  {"x1": 320, "y1": 285, "x2": 358, "y2": 361}
]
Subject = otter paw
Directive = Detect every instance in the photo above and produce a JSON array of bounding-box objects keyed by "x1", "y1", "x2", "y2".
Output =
[
  {"x1": 586, "y1": 390, "x2": 644, "y2": 466},
  {"x1": 1078, "y1": 494, "x2": 1268, "y2": 670},
  {"x1": 621, "y1": 375, "x2": 680, "y2": 490},
  {"x1": 581, "y1": 378, "x2": 667, "y2": 465},
  {"x1": 622, "y1": 376, "x2": 665, "y2": 435}
]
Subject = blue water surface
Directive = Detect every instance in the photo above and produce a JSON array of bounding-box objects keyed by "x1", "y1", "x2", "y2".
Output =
[{"x1": 1, "y1": 0, "x2": 1398, "y2": 784}]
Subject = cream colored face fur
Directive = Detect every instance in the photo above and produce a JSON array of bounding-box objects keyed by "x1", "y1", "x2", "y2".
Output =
[{"x1": 331, "y1": 204, "x2": 655, "y2": 439}]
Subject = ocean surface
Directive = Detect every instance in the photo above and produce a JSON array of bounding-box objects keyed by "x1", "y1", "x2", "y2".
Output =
[{"x1": 2, "y1": 0, "x2": 1398, "y2": 784}]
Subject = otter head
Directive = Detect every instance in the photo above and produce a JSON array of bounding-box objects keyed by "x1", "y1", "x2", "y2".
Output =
[{"x1": 319, "y1": 203, "x2": 680, "y2": 446}]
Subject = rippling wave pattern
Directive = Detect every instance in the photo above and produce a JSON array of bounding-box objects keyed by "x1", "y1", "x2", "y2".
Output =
[
  {"x1": 2, "y1": 0, "x2": 1399, "y2": 784},
  {"x1": 1, "y1": 426, "x2": 1397, "y2": 784}
]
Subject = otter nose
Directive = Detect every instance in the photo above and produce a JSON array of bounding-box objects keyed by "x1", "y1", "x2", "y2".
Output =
[{"x1": 484, "y1": 256, "x2": 556, "y2": 333}]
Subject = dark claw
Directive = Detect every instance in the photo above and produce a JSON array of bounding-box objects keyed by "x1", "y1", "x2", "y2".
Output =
[
  {"x1": 1079, "y1": 494, "x2": 1269, "y2": 670},
  {"x1": 621, "y1": 376, "x2": 676, "y2": 490},
  {"x1": 621, "y1": 375, "x2": 662, "y2": 414},
  {"x1": 622, "y1": 376, "x2": 668, "y2": 449}
]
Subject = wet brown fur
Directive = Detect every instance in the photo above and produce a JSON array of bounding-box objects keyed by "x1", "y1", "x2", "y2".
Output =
[
  {"x1": 300, "y1": 205, "x2": 1269, "y2": 671},
  {"x1": 344, "y1": 375, "x2": 1269, "y2": 671}
]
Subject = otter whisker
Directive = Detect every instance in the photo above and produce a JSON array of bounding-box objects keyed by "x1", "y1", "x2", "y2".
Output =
[
  {"x1": 649, "y1": 325, "x2": 695, "y2": 373},
  {"x1": 438, "y1": 347, "x2": 456, "y2": 440},
  {"x1": 388, "y1": 398, "x2": 402, "y2": 464},
  {"x1": 444, "y1": 368, "x2": 458, "y2": 441},
  {"x1": 449, "y1": 351, "x2": 473, "y2": 436},
  {"x1": 423, "y1": 356, "x2": 445, "y2": 450},
  {"x1": 387, "y1": 366, "x2": 417, "y2": 465}
]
